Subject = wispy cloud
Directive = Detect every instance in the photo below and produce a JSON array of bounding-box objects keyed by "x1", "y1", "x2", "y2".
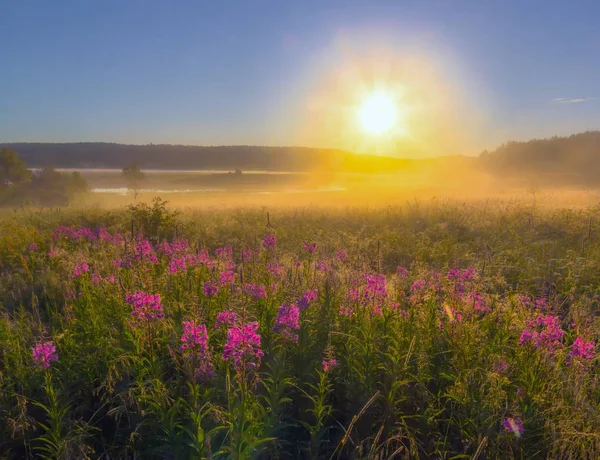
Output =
[{"x1": 552, "y1": 97, "x2": 598, "y2": 104}]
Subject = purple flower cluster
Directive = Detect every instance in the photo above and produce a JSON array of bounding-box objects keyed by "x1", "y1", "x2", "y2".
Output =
[
  {"x1": 396, "y1": 266, "x2": 408, "y2": 278},
  {"x1": 156, "y1": 239, "x2": 189, "y2": 256},
  {"x1": 267, "y1": 262, "x2": 284, "y2": 279},
  {"x1": 28, "y1": 243, "x2": 38, "y2": 252},
  {"x1": 263, "y1": 234, "x2": 276, "y2": 250},
  {"x1": 222, "y1": 321, "x2": 264, "y2": 372},
  {"x1": 219, "y1": 270, "x2": 235, "y2": 286},
  {"x1": 303, "y1": 241, "x2": 317, "y2": 254},
  {"x1": 364, "y1": 274, "x2": 387, "y2": 301},
  {"x1": 134, "y1": 240, "x2": 159, "y2": 264},
  {"x1": 298, "y1": 289, "x2": 318, "y2": 310},
  {"x1": 72, "y1": 262, "x2": 89, "y2": 278},
  {"x1": 215, "y1": 310, "x2": 239, "y2": 329},
  {"x1": 244, "y1": 283, "x2": 267, "y2": 300},
  {"x1": 519, "y1": 314, "x2": 564, "y2": 352},
  {"x1": 52, "y1": 225, "x2": 123, "y2": 245},
  {"x1": 322, "y1": 358, "x2": 338, "y2": 372},
  {"x1": 447, "y1": 268, "x2": 477, "y2": 282},
  {"x1": 215, "y1": 246, "x2": 233, "y2": 259},
  {"x1": 32, "y1": 341, "x2": 58, "y2": 369},
  {"x1": 126, "y1": 291, "x2": 164, "y2": 324},
  {"x1": 203, "y1": 281, "x2": 219, "y2": 297},
  {"x1": 467, "y1": 292, "x2": 490, "y2": 313},
  {"x1": 569, "y1": 337, "x2": 595, "y2": 361},
  {"x1": 503, "y1": 417, "x2": 524, "y2": 437},
  {"x1": 180, "y1": 320, "x2": 215, "y2": 379},
  {"x1": 273, "y1": 304, "x2": 300, "y2": 342},
  {"x1": 168, "y1": 257, "x2": 187, "y2": 274},
  {"x1": 336, "y1": 250, "x2": 346, "y2": 262}
]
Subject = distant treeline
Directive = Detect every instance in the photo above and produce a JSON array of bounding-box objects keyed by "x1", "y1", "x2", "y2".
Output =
[
  {"x1": 0, "y1": 143, "x2": 417, "y2": 173},
  {"x1": 479, "y1": 131, "x2": 600, "y2": 185},
  {"x1": 3, "y1": 131, "x2": 600, "y2": 185}
]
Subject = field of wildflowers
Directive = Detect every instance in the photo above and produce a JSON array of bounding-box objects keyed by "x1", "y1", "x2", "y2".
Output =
[{"x1": 1, "y1": 199, "x2": 600, "y2": 459}]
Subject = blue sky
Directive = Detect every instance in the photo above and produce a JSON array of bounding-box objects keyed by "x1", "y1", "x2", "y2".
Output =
[{"x1": 1, "y1": 0, "x2": 599, "y2": 155}]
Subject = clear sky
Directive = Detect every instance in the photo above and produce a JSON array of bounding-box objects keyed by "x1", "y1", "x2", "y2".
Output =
[{"x1": 1, "y1": 0, "x2": 599, "y2": 155}]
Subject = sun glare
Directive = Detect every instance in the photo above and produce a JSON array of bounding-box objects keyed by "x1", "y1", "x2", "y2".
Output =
[{"x1": 359, "y1": 92, "x2": 398, "y2": 134}]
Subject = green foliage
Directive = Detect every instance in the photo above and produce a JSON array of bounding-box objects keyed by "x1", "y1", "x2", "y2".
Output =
[
  {"x1": 0, "y1": 148, "x2": 31, "y2": 185},
  {"x1": 127, "y1": 197, "x2": 181, "y2": 242},
  {"x1": 1, "y1": 201, "x2": 600, "y2": 458}
]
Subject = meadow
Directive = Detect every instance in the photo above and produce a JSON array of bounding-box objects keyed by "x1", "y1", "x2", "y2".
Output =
[{"x1": 1, "y1": 197, "x2": 600, "y2": 459}]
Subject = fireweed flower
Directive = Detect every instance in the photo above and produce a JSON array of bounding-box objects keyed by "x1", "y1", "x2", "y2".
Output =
[
  {"x1": 568, "y1": 337, "x2": 595, "y2": 362},
  {"x1": 134, "y1": 240, "x2": 158, "y2": 264},
  {"x1": 298, "y1": 289, "x2": 318, "y2": 310},
  {"x1": 303, "y1": 241, "x2": 317, "y2": 254},
  {"x1": 244, "y1": 283, "x2": 267, "y2": 300},
  {"x1": 168, "y1": 257, "x2": 187, "y2": 274},
  {"x1": 263, "y1": 234, "x2": 276, "y2": 250},
  {"x1": 467, "y1": 292, "x2": 490, "y2": 313},
  {"x1": 222, "y1": 321, "x2": 264, "y2": 372},
  {"x1": 28, "y1": 243, "x2": 38, "y2": 252},
  {"x1": 396, "y1": 266, "x2": 408, "y2": 278},
  {"x1": 180, "y1": 320, "x2": 215, "y2": 379},
  {"x1": 267, "y1": 262, "x2": 284, "y2": 279},
  {"x1": 242, "y1": 248, "x2": 257, "y2": 262},
  {"x1": 91, "y1": 273, "x2": 102, "y2": 286},
  {"x1": 215, "y1": 310, "x2": 239, "y2": 329},
  {"x1": 157, "y1": 239, "x2": 189, "y2": 256},
  {"x1": 126, "y1": 291, "x2": 164, "y2": 324},
  {"x1": 219, "y1": 270, "x2": 235, "y2": 286},
  {"x1": 336, "y1": 250, "x2": 346, "y2": 262},
  {"x1": 364, "y1": 274, "x2": 387, "y2": 301},
  {"x1": 519, "y1": 314, "x2": 564, "y2": 353},
  {"x1": 316, "y1": 261, "x2": 329, "y2": 272},
  {"x1": 203, "y1": 281, "x2": 219, "y2": 297},
  {"x1": 322, "y1": 358, "x2": 338, "y2": 372},
  {"x1": 273, "y1": 304, "x2": 300, "y2": 342},
  {"x1": 504, "y1": 417, "x2": 524, "y2": 437},
  {"x1": 32, "y1": 341, "x2": 58, "y2": 369},
  {"x1": 72, "y1": 262, "x2": 89, "y2": 278}
]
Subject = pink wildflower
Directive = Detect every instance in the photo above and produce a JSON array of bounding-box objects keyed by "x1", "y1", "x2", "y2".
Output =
[
  {"x1": 396, "y1": 266, "x2": 408, "y2": 278},
  {"x1": 72, "y1": 262, "x2": 89, "y2": 278},
  {"x1": 126, "y1": 291, "x2": 164, "y2": 324},
  {"x1": 215, "y1": 310, "x2": 238, "y2": 329},
  {"x1": 273, "y1": 304, "x2": 300, "y2": 342},
  {"x1": 322, "y1": 358, "x2": 338, "y2": 372},
  {"x1": 244, "y1": 283, "x2": 267, "y2": 300},
  {"x1": 504, "y1": 417, "x2": 524, "y2": 437},
  {"x1": 203, "y1": 281, "x2": 219, "y2": 297},
  {"x1": 180, "y1": 320, "x2": 214, "y2": 379},
  {"x1": 222, "y1": 321, "x2": 264, "y2": 372},
  {"x1": 303, "y1": 241, "x2": 317, "y2": 254},
  {"x1": 32, "y1": 341, "x2": 58, "y2": 369},
  {"x1": 219, "y1": 270, "x2": 235, "y2": 286},
  {"x1": 569, "y1": 337, "x2": 595, "y2": 362},
  {"x1": 263, "y1": 234, "x2": 276, "y2": 250},
  {"x1": 298, "y1": 289, "x2": 318, "y2": 310}
]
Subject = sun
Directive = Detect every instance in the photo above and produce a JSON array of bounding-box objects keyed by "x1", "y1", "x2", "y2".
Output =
[{"x1": 358, "y1": 91, "x2": 398, "y2": 134}]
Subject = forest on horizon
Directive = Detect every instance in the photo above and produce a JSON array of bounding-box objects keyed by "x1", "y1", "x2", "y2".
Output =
[{"x1": 3, "y1": 130, "x2": 600, "y2": 186}]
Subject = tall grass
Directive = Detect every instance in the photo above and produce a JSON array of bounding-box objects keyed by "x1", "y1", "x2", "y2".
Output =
[{"x1": 1, "y1": 199, "x2": 599, "y2": 458}]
